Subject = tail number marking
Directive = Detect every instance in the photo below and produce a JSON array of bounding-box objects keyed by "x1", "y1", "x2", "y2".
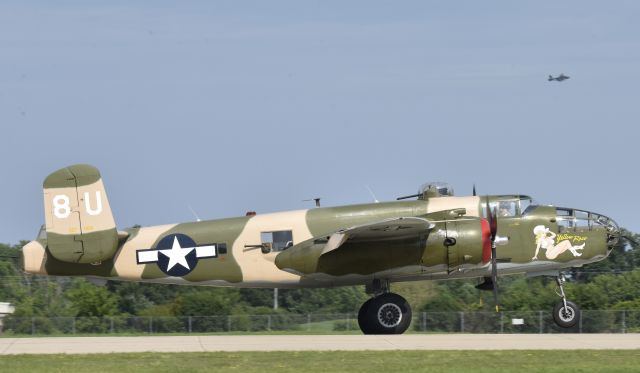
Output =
[
  {"x1": 52, "y1": 191, "x2": 103, "y2": 219},
  {"x1": 84, "y1": 191, "x2": 103, "y2": 216},
  {"x1": 52, "y1": 195, "x2": 71, "y2": 219}
]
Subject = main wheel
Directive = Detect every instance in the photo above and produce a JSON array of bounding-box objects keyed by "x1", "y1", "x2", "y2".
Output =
[
  {"x1": 553, "y1": 300, "x2": 580, "y2": 328},
  {"x1": 366, "y1": 293, "x2": 412, "y2": 334},
  {"x1": 358, "y1": 297, "x2": 375, "y2": 334}
]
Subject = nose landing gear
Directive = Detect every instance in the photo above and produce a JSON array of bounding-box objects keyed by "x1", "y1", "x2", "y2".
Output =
[{"x1": 552, "y1": 274, "x2": 580, "y2": 328}]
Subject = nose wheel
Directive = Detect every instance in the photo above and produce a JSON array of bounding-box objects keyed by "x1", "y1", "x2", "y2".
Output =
[
  {"x1": 552, "y1": 274, "x2": 580, "y2": 328},
  {"x1": 358, "y1": 293, "x2": 412, "y2": 334}
]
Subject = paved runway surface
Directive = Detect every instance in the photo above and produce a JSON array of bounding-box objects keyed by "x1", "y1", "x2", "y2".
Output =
[{"x1": 1, "y1": 334, "x2": 639, "y2": 354}]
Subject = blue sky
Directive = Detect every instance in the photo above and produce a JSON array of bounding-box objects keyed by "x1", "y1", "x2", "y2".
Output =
[{"x1": 1, "y1": 1, "x2": 639, "y2": 243}]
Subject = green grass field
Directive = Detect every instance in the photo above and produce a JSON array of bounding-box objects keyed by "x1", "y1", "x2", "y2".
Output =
[
  {"x1": 1, "y1": 351, "x2": 639, "y2": 373},
  {"x1": 0, "y1": 318, "x2": 368, "y2": 337}
]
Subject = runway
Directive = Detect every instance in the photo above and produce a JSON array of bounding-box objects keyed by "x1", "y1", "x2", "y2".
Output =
[{"x1": 1, "y1": 334, "x2": 639, "y2": 355}]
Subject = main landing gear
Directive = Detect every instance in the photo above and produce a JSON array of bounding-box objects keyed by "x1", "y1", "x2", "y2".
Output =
[
  {"x1": 358, "y1": 275, "x2": 580, "y2": 333},
  {"x1": 552, "y1": 274, "x2": 580, "y2": 328},
  {"x1": 358, "y1": 280, "x2": 412, "y2": 334}
]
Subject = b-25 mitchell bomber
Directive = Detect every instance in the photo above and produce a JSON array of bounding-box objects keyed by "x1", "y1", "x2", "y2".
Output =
[{"x1": 23, "y1": 165, "x2": 620, "y2": 334}]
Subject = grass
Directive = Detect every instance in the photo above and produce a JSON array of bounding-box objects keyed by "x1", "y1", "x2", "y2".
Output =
[
  {"x1": 0, "y1": 319, "x2": 361, "y2": 337},
  {"x1": 1, "y1": 351, "x2": 639, "y2": 373},
  {"x1": 0, "y1": 318, "x2": 362, "y2": 337},
  {"x1": 0, "y1": 329, "x2": 364, "y2": 338},
  {"x1": 0, "y1": 331, "x2": 362, "y2": 338}
]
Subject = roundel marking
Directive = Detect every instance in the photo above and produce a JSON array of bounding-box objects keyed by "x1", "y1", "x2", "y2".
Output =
[{"x1": 136, "y1": 233, "x2": 217, "y2": 277}]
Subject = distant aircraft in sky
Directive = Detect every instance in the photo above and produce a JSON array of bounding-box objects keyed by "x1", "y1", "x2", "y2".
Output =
[{"x1": 548, "y1": 74, "x2": 570, "y2": 82}]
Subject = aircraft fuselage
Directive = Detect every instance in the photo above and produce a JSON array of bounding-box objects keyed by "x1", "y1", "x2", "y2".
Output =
[{"x1": 24, "y1": 195, "x2": 615, "y2": 288}]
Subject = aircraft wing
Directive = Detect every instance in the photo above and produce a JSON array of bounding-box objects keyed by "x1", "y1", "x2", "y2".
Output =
[
  {"x1": 317, "y1": 217, "x2": 434, "y2": 255},
  {"x1": 274, "y1": 216, "x2": 436, "y2": 275}
]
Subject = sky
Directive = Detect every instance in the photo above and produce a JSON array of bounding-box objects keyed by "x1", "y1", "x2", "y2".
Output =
[{"x1": 1, "y1": 1, "x2": 639, "y2": 244}]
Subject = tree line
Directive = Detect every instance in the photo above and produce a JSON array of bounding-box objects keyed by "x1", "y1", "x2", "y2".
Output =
[{"x1": 0, "y1": 229, "x2": 638, "y2": 322}]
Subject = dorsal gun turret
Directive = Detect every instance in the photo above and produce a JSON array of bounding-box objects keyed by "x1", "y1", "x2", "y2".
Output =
[{"x1": 418, "y1": 182, "x2": 454, "y2": 199}]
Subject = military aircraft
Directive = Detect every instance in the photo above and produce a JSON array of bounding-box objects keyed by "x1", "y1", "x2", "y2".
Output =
[
  {"x1": 23, "y1": 165, "x2": 620, "y2": 334},
  {"x1": 548, "y1": 74, "x2": 570, "y2": 82}
]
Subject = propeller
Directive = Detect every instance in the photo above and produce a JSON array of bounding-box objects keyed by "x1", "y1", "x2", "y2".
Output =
[
  {"x1": 485, "y1": 196, "x2": 500, "y2": 312},
  {"x1": 472, "y1": 184, "x2": 476, "y2": 196}
]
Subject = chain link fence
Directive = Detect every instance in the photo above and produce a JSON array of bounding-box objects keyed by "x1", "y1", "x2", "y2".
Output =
[{"x1": 1, "y1": 310, "x2": 638, "y2": 335}]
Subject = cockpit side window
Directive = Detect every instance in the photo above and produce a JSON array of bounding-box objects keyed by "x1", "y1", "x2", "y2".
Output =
[
  {"x1": 574, "y1": 210, "x2": 591, "y2": 228},
  {"x1": 556, "y1": 208, "x2": 575, "y2": 233},
  {"x1": 519, "y1": 199, "x2": 533, "y2": 215},
  {"x1": 557, "y1": 218, "x2": 575, "y2": 233},
  {"x1": 498, "y1": 201, "x2": 517, "y2": 217},
  {"x1": 482, "y1": 200, "x2": 517, "y2": 218}
]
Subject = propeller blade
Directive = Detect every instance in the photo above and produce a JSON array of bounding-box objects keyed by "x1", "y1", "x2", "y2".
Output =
[
  {"x1": 485, "y1": 198, "x2": 497, "y2": 241},
  {"x1": 473, "y1": 184, "x2": 476, "y2": 196},
  {"x1": 485, "y1": 196, "x2": 500, "y2": 312}
]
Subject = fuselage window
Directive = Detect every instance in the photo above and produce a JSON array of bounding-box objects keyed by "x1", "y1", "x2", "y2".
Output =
[{"x1": 261, "y1": 230, "x2": 294, "y2": 252}]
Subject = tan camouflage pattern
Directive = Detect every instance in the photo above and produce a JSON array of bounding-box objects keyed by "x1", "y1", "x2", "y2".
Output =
[
  {"x1": 23, "y1": 164, "x2": 617, "y2": 289},
  {"x1": 232, "y1": 209, "x2": 312, "y2": 284},
  {"x1": 113, "y1": 224, "x2": 177, "y2": 280}
]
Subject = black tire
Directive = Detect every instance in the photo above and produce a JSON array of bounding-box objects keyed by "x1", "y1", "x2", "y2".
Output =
[
  {"x1": 358, "y1": 298, "x2": 375, "y2": 334},
  {"x1": 366, "y1": 293, "x2": 412, "y2": 335},
  {"x1": 553, "y1": 300, "x2": 580, "y2": 328}
]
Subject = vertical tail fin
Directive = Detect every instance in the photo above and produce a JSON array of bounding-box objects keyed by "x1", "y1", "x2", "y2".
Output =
[{"x1": 42, "y1": 164, "x2": 118, "y2": 263}]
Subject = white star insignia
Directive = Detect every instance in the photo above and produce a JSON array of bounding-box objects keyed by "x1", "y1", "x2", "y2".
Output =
[
  {"x1": 159, "y1": 236, "x2": 194, "y2": 271},
  {"x1": 136, "y1": 236, "x2": 218, "y2": 275}
]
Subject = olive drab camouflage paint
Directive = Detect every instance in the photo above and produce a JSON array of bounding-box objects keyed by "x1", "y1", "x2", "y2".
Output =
[
  {"x1": 23, "y1": 164, "x2": 619, "y2": 289},
  {"x1": 22, "y1": 164, "x2": 621, "y2": 334}
]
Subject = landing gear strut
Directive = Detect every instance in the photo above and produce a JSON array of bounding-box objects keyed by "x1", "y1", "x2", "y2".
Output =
[
  {"x1": 552, "y1": 274, "x2": 580, "y2": 328},
  {"x1": 358, "y1": 280, "x2": 412, "y2": 334}
]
